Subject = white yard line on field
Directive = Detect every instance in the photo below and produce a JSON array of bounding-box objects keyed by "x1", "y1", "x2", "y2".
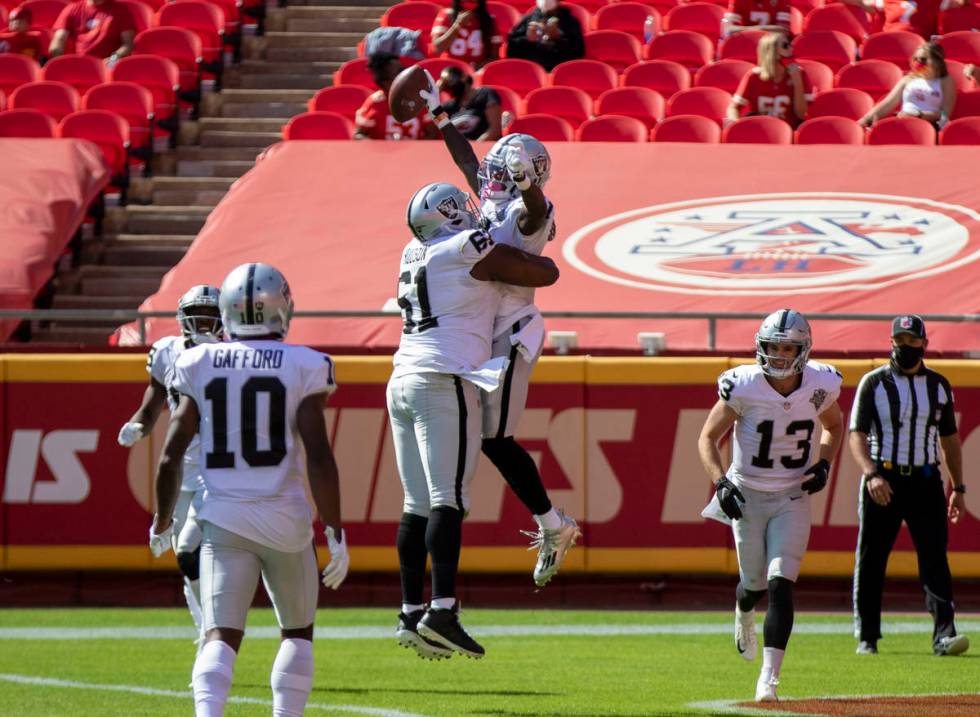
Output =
[{"x1": 0, "y1": 673, "x2": 432, "y2": 717}]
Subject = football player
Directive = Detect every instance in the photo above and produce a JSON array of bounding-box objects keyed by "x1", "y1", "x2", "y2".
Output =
[
  {"x1": 149, "y1": 263, "x2": 349, "y2": 717},
  {"x1": 391, "y1": 182, "x2": 559, "y2": 660},
  {"x1": 418, "y1": 70, "x2": 581, "y2": 589},
  {"x1": 118, "y1": 285, "x2": 222, "y2": 636},
  {"x1": 697, "y1": 310, "x2": 844, "y2": 703}
]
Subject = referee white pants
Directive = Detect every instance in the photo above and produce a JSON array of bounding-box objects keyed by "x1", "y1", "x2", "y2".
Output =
[
  {"x1": 733, "y1": 484, "x2": 812, "y2": 592},
  {"x1": 482, "y1": 317, "x2": 539, "y2": 439},
  {"x1": 387, "y1": 372, "x2": 482, "y2": 517}
]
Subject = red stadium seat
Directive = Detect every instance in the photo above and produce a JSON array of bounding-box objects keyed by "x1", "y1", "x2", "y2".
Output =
[
  {"x1": 17, "y1": 0, "x2": 66, "y2": 29},
  {"x1": 130, "y1": 0, "x2": 165, "y2": 10},
  {"x1": 563, "y1": 2, "x2": 593, "y2": 32},
  {"x1": 796, "y1": 59, "x2": 834, "y2": 95},
  {"x1": 0, "y1": 88, "x2": 5, "y2": 111},
  {"x1": 111, "y1": 54, "x2": 180, "y2": 130},
  {"x1": 192, "y1": 0, "x2": 241, "y2": 43},
  {"x1": 665, "y1": 85, "x2": 730, "y2": 124},
  {"x1": 0, "y1": 54, "x2": 40, "y2": 98},
  {"x1": 154, "y1": 1, "x2": 224, "y2": 84},
  {"x1": 792, "y1": 30, "x2": 856, "y2": 73},
  {"x1": 939, "y1": 116, "x2": 980, "y2": 145},
  {"x1": 550, "y1": 58, "x2": 618, "y2": 99},
  {"x1": 476, "y1": 58, "x2": 547, "y2": 98},
  {"x1": 835, "y1": 59, "x2": 902, "y2": 102},
  {"x1": 0, "y1": 107, "x2": 55, "y2": 136},
  {"x1": 789, "y1": 5, "x2": 804, "y2": 34},
  {"x1": 584, "y1": 29, "x2": 642, "y2": 71},
  {"x1": 381, "y1": 1, "x2": 440, "y2": 50},
  {"x1": 483, "y1": 84, "x2": 522, "y2": 116},
  {"x1": 135, "y1": 27, "x2": 203, "y2": 96},
  {"x1": 718, "y1": 29, "x2": 766, "y2": 62},
  {"x1": 9, "y1": 79, "x2": 79, "y2": 121},
  {"x1": 791, "y1": 0, "x2": 823, "y2": 15},
  {"x1": 859, "y1": 31, "x2": 923, "y2": 69},
  {"x1": 505, "y1": 112, "x2": 575, "y2": 140},
  {"x1": 417, "y1": 57, "x2": 471, "y2": 80},
  {"x1": 794, "y1": 115, "x2": 864, "y2": 143},
  {"x1": 644, "y1": 30, "x2": 713, "y2": 72},
  {"x1": 576, "y1": 113, "x2": 648, "y2": 140},
  {"x1": 524, "y1": 85, "x2": 593, "y2": 128},
  {"x1": 939, "y1": 2, "x2": 980, "y2": 34},
  {"x1": 594, "y1": 85, "x2": 664, "y2": 128},
  {"x1": 486, "y1": 2, "x2": 520, "y2": 34},
  {"x1": 58, "y1": 109, "x2": 131, "y2": 195},
  {"x1": 283, "y1": 111, "x2": 354, "y2": 140},
  {"x1": 946, "y1": 60, "x2": 972, "y2": 92},
  {"x1": 569, "y1": 0, "x2": 609, "y2": 14},
  {"x1": 722, "y1": 114, "x2": 792, "y2": 143},
  {"x1": 594, "y1": 2, "x2": 660, "y2": 42},
  {"x1": 83, "y1": 81, "x2": 154, "y2": 164},
  {"x1": 644, "y1": 0, "x2": 681, "y2": 16},
  {"x1": 333, "y1": 58, "x2": 374, "y2": 90},
  {"x1": 0, "y1": 5, "x2": 6, "y2": 25},
  {"x1": 307, "y1": 84, "x2": 372, "y2": 120},
  {"x1": 805, "y1": 87, "x2": 872, "y2": 120},
  {"x1": 802, "y1": 3, "x2": 872, "y2": 44},
  {"x1": 951, "y1": 89, "x2": 980, "y2": 120},
  {"x1": 938, "y1": 31, "x2": 980, "y2": 65},
  {"x1": 650, "y1": 113, "x2": 720, "y2": 141},
  {"x1": 663, "y1": 1, "x2": 725, "y2": 42},
  {"x1": 866, "y1": 115, "x2": 935, "y2": 144},
  {"x1": 41, "y1": 54, "x2": 108, "y2": 96},
  {"x1": 120, "y1": 0, "x2": 153, "y2": 32},
  {"x1": 694, "y1": 59, "x2": 752, "y2": 94},
  {"x1": 621, "y1": 59, "x2": 690, "y2": 97}
]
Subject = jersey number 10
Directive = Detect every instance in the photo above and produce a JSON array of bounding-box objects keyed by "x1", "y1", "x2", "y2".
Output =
[{"x1": 204, "y1": 377, "x2": 287, "y2": 469}]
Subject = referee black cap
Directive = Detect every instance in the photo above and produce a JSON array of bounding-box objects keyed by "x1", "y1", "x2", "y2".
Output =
[{"x1": 891, "y1": 314, "x2": 926, "y2": 340}]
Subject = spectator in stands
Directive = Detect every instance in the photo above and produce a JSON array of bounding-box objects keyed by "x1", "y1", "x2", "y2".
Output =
[
  {"x1": 835, "y1": 0, "x2": 968, "y2": 40},
  {"x1": 0, "y1": 7, "x2": 45, "y2": 60},
  {"x1": 354, "y1": 51, "x2": 437, "y2": 140},
  {"x1": 437, "y1": 65, "x2": 503, "y2": 140},
  {"x1": 506, "y1": 0, "x2": 584, "y2": 73},
  {"x1": 431, "y1": 0, "x2": 502, "y2": 70},
  {"x1": 727, "y1": 31, "x2": 809, "y2": 127},
  {"x1": 722, "y1": 0, "x2": 792, "y2": 37},
  {"x1": 48, "y1": 0, "x2": 135, "y2": 63},
  {"x1": 858, "y1": 42, "x2": 956, "y2": 130}
]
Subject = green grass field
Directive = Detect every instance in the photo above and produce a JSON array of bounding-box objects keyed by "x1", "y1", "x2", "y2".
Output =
[{"x1": 0, "y1": 608, "x2": 976, "y2": 716}]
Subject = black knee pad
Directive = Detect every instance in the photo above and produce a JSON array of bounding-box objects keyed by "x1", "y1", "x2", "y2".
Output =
[
  {"x1": 481, "y1": 436, "x2": 516, "y2": 463},
  {"x1": 176, "y1": 546, "x2": 201, "y2": 581},
  {"x1": 768, "y1": 576, "x2": 794, "y2": 605}
]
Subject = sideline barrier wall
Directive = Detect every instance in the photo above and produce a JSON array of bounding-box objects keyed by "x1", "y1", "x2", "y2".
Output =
[{"x1": 1, "y1": 355, "x2": 978, "y2": 576}]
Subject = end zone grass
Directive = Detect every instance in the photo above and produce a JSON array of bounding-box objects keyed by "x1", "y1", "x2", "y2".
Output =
[{"x1": 0, "y1": 608, "x2": 976, "y2": 716}]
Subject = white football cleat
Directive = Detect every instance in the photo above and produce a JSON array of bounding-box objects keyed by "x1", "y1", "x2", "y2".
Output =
[
  {"x1": 735, "y1": 606, "x2": 757, "y2": 661},
  {"x1": 755, "y1": 675, "x2": 779, "y2": 702},
  {"x1": 521, "y1": 510, "x2": 581, "y2": 588}
]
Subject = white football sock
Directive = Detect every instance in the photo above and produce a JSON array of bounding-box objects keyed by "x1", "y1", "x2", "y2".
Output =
[
  {"x1": 534, "y1": 508, "x2": 562, "y2": 531},
  {"x1": 430, "y1": 597, "x2": 456, "y2": 610},
  {"x1": 184, "y1": 577, "x2": 203, "y2": 633},
  {"x1": 761, "y1": 647, "x2": 785, "y2": 680},
  {"x1": 401, "y1": 603, "x2": 424, "y2": 615},
  {"x1": 736, "y1": 604, "x2": 755, "y2": 624},
  {"x1": 192, "y1": 640, "x2": 237, "y2": 717},
  {"x1": 271, "y1": 638, "x2": 314, "y2": 717}
]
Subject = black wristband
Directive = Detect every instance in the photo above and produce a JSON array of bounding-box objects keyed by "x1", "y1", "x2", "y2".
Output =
[{"x1": 952, "y1": 485, "x2": 966, "y2": 494}]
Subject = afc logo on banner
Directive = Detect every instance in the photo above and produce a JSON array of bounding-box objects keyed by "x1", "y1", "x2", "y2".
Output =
[{"x1": 2, "y1": 430, "x2": 99, "y2": 504}]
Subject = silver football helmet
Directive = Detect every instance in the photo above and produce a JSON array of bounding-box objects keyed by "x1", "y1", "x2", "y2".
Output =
[
  {"x1": 219, "y1": 263, "x2": 293, "y2": 340},
  {"x1": 477, "y1": 133, "x2": 552, "y2": 203},
  {"x1": 755, "y1": 309, "x2": 812, "y2": 379},
  {"x1": 176, "y1": 284, "x2": 222, "y2": 344},
  {"x1": 407, "y1": 182, "x2": 482, "y2": 243}
]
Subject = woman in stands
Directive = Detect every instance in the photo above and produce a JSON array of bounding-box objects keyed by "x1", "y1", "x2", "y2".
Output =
[
  {"x1": 430, "y1": 0, "x2": 501, "y2": 69},
  {"x1": 858, "y1": 42, "x2": 957, "y2": 130},
  {"x1": 726, "y1": 31, "x2": 809, "y2": 128}
]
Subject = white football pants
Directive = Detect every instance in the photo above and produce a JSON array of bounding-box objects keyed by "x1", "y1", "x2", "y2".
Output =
[{"x1": 732, "y1": 483, "x2": 812, "y2": 591}]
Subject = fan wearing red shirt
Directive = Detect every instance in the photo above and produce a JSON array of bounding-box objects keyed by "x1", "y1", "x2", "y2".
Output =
[
  {"x1": 354, "y1": 52, "x2": 437, "y2": 141},
  {"x1": 723, "y1": 0, "x2": 793, "y2": 36},
  {"x1": 728, "y1": 32, "x2": 810, "y2": 126},
  {"x1": 0, "y1": 7, "x2": 45, "y2": 60},
  {"x1": 431, "y1": 0, "x2": 502, "y2": 69},
  {"x1": 835, "y1": 0, "x2": 966, "y2": 38},
  {"x1": 49, "y1": 0, "x2": 135, "y2": 61}
]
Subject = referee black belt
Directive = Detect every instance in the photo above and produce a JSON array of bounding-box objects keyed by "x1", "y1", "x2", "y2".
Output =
[{"x1": 876, "y1": 460, "x2": 939, "y2": 477}]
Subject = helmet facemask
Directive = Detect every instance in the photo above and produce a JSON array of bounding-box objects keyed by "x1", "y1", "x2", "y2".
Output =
[
  {"x1": 179, "y1": 305, "x2": 223, "y2": 344},
  {"x1": 754, "y1": 309, "x2": 812, "y2": 379}
]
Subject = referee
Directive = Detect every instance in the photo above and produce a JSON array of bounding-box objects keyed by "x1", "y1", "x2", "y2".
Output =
[{"x1": 849, "y1": 315, "x2": 969, "y2": 657}]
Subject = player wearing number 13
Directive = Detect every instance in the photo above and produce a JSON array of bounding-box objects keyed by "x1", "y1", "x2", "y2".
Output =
[
  {"x1": 698, "y1": 309, "x2": 844, "y2": 703},
  {"x1": 150, "y1": 263, "x2": 349, "y2": 717}
]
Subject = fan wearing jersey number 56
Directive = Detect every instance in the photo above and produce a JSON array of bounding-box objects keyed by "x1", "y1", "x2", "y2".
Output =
[{"x1": 150, "y1": 262, "x2": 348, "y2": 717}]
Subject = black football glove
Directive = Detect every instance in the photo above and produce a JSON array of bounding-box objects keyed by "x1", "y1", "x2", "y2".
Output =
[
  {"x1": 801, "y1": 458, "x2": 830, "y2": 495},
  {"x1": 715, "y1": 477, "x2": 745, "y2": 520}
]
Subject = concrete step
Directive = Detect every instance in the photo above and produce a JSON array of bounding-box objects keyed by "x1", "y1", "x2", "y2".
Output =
[
  {"x1": 125, "y1": 206, "x2": 212, "y2": 234},
  {"x1": 177, "y1": 159, "x2": 255, "y2": 177},
  {"x1": 286, "y1": 17, "x2": 377, "y2": 32},
  {"x1": 263, "y1": 31, "x2": 363, "y2": 48},
  {"x1": 51, "y1": 295, "x2": 146, "y2": 310},
  {"x1": 176, "y1": 146, "x2": 267, "y2": 162},
  {"x1": 240, "y1": 59, "x2": 347, "y2": 74},
  {"x1": 100, "y1": 243, "x2": 190, "y2": 264},
  {"x1": 264, "y1": 46, "x2": 356, "y2": 63},
  {"x1": 220, "y1": 88, "x2": 317, "y2": 104},
  {"x1": 238, "y1": 73, "x2": 332, "y2": 90},
  {"x1": 300, "y1": 0, "x2": 394, "y2": 6},
  {"x1": 79, "y1": 269, "x2": 167, "y2": 297},
  {"x1": 150, "y1": 176, "x2": 236, "y2": 206},
  {"x1": 220, "y1": 100, "x2": 308, "y2": 118},
  {"x1": 199, "y1": 117, "x2": 287, "y2": 132},
  {"x1": 285, "y1": 6, "x2": 387, "y2": 20},
  {"x1": 30, "y1": 327, "x2": 116, "y2": 344},
  {"x1": 199, "y1": 130, "x2": 281, "y2": 148}
]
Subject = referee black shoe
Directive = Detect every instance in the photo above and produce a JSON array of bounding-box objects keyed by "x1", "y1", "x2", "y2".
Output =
[
  {"x1": 417, "y1": 604, "x2": 485, "y2": 659},
  {"x1": 396, "y1": 609, "x2": 452, "y2": 660}
]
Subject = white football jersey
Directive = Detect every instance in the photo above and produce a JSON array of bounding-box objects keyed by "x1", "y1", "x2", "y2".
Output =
[
  {"x1": 173, "y1": 339, "x2": 337, "y2": 552},
  {"x1": 482, "y1": 197, "x2": 556, "y2": 338},
  {"x1": 148, "y1": 335, "x2": 203, "y2": 491},
  {"x1": 719, "y1": 360, "x2": 842, "y2": 492},
  {"x1": 392, "y1": 227, "x2": 502, "y2": 378}
]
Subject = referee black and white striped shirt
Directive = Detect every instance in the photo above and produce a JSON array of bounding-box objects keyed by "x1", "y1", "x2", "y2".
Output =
[{"x1": 849, "y1": 364, "x2": 958, "y2": 467}]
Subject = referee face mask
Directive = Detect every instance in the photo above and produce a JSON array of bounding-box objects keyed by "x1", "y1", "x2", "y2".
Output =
[{"x1": 891, "y1": 341, "x2": 925, "y2": 370}]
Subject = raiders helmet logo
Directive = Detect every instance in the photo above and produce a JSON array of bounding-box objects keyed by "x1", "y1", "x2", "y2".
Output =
[
  {"x1": 436, "y1": 196, "x2": 459, "y2": 220},
  {"x1": 809, "y1": 388, "x2": 828, "y2": 411}
]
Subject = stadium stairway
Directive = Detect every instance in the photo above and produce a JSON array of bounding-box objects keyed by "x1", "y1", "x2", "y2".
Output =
[{"x1": 32, "y1": 0, "x2": 394, "y2": 343}]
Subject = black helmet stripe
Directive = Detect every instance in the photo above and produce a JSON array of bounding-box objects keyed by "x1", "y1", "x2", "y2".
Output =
[
  {"x1": 245, "y1": 263, "x2": 256, "y2": 325},
  {"x1": 778, "y1": 309, "x2": 789, "y2": 332}
]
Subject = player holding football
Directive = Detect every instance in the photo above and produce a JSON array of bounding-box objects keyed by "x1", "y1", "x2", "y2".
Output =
[
  {"x1": 118, "y1": 285, "x2": 222, "y2": 637},
  {"x1": 416, "y1": 69, "x2": 581, "y2": 589},
  {"x1": 698, "y1": 310, "x2": 844, "y2": 702},
  {"x1": 149, "y1": 263, "x2": 349, "y2": 717}
]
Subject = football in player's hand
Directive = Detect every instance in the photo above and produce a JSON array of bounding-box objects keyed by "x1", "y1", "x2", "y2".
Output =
[{"x1": 388, "y1": 64, "x2": 429, "y2": 122}]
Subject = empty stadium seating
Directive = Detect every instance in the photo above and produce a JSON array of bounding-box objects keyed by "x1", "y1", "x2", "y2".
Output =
[
  {"x1": 524, "y1": 86, "x2": 593, "y2": 128},
  {"x1": 82, "y1": 81, "x2": 154, "y2": 169},
  {"x1": 576, "y1": 114, "x2": 648, "y2": 140},
  {"x1": 381, "y1": 1, "x2": 439, "y2": 50},
  {"x1": 859, "y1": 31, "x2": 923, "y2": 68},
  {"x1": 939, "y1": 2, "x2": 980, "y2": 34},
  {"x1": 797, "y1": 59, "x2": 834, "y2": 95},
  {"x1": 594, "y1": 85, "x2": 664, "y2": 128},
  {"x1": 866, "y1": 116, "x2": 935, "y2": 145},
  {"x1": 505, "y1": 113, "x2": 575, "y2": 140},
  {"x1": 584, "y1": 29, "x2": 642, "y2": 71},
  {"x1": 18, "y1": 0, "x2": 66, "y2": 29},
  {"x1": 0, "y1": 106, "x2": 55, "y2": 137},
  {"x1": 154, "y1": 1, "x2": 225, "y2": 87},
  {"x1": 694, "y1": 59, "x2": 752, "y2": 94},
  {"x1": 9, "y1": 80, "x2": 79, "y2": 122},
  {"x1": 476, "y1": 58, "x2": 547, "y2": 98},
  {"x1": 550, "y1": 58, "x2": 619, "y2": 99},
  {"x1": 111, "y1": 55, "x2": 180, "y2": 138},
  {"x1": 951, "y1": 90, "x2": 980, "y2": 120},
  {"x1": 722, "y1": 115, "x2": 792, "y2": 144},
  {"x1": 134, "y1": 26, "x2": 204, "y2": 107},
  {"x1": 792, "y1": 31, "x2": 856, "y2": 73},
  {"x1": 484, "y1": 84, "x2": 521, "y2": 116},
  {"x1": 650, "y1": 113, "x2": 720, "y2": 142},
  {"x1": 835, "y1": 60, "x2": 903, "y2": 102},
  {"x1": 645, "y1": 30, "x2": 713, "y2": 72},
  {"x1": 621, "y1": 59, "x2": 690, "y2": 97},
  {"x1": 665, "y1": 86, "x2": 730, "y2": 125},
  {"x1": 41, "y1": 54, "x2": 108, "y2": 96},
  {"x1": 939, "y1": 116, "x2": 980, "y2": 145},
  {"x1": 938, "y1": 31, "x2": 980, "y2": 65},
  {"x1": 58, "y1": 109, "x2": 131, "y2": 196},
  {"x1": 333, "y1": 58, "x2": 375, "y2": 90},
  {"x1": 593, "y1": 2, "x2": 660, "y2": 42},
  {"x1": 308, "y1": 85, "x2": 372, "y2": 121},
  {"x1": 283, "y1": 111, "x2": 355, "y2": 140},
  {"x1": 0, "y1": 54, "x2": 40, "y2": 98},
  {"x1": 802, "y1": 3, "x2": 873, "y2": 44},
  {"x1": 718, "y1": 29, "x2": 765, "y2": 63},
  {"x1": 663, "y1": 2, "x2": 724, "y2": 43},
  {"x1": 794, "y1": 115, "x2": 865, "y2": 144},
  {"x1": 806, "y1": 87, "x2": 873, "y2": 120}
]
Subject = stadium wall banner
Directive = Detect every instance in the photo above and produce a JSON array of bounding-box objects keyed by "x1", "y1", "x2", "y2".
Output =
[{"x1": 2, "y1": 355, "x2": 979, "y2": 576}]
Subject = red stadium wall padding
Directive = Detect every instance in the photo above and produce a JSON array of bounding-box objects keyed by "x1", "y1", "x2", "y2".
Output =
[
  {"x1": 0, "y1": 139, "x2": 108, "y2": 339},
  {"x1": 127, "y1": 142, "x2": 980, "y2": 354}
]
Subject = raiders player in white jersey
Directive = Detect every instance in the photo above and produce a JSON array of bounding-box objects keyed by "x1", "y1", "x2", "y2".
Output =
[
  {"x1": 118, "y1": 284, "x2": 221, "y2": 634},
  {"x1": 149, "y1": 263, "x2": 349, "y2": 717},
  {"x1": 697, "y1": 309, "x2": 844, "y2": 703},
  {"x1": 419, "y1": 70, "x2": 580, "y2": 589},
  {"x1": 391, "y1": 182, "x2": 559, "y2": 661}
]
